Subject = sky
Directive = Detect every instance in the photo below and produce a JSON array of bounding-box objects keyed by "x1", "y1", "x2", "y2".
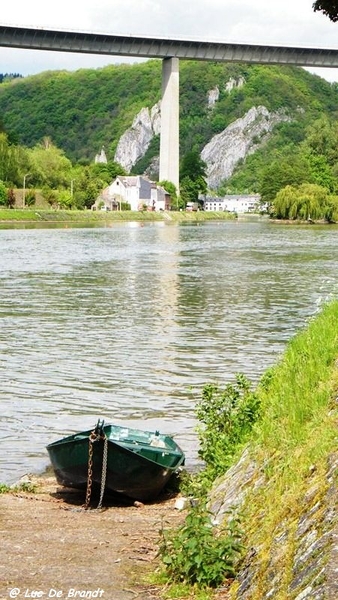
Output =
[{"x1": 1, "y1": 0, "x2": 338, "y2": 81}]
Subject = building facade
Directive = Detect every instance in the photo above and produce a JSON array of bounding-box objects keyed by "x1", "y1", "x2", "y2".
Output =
[
  {"x1": 203, "y1": 194, "x2": 261, "y2": 213},
  {"x1": 95, "y1": 176, "x2": 171, "y2": 211}
]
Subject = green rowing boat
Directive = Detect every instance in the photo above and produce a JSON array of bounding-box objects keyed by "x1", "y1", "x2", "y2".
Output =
[{"x1": 46, "y1": 420, "x2": 185, "y2": 503}]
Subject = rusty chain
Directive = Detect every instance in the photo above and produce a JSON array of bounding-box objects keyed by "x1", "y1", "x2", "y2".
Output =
[{"x1": 83, "y1": 428, "x2": 107, "y2": 510}]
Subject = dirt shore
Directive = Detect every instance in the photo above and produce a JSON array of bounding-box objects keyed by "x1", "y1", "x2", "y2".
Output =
[{"x1": 0, "y1": 475, "x2": 185, "y2": 600}]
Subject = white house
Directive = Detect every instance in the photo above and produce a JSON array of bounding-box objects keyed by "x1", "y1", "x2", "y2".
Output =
[
  {"x1": 203, "y1": 194, "x2": 261, "y2": 213},
  {"x1": 95, "y1": 176, "x2": 171, "y2": 212}
]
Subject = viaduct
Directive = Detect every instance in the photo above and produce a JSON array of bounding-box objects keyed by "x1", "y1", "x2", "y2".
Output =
[{"x1": 1, "y1": 24, "x2": 338, "y2": 190}]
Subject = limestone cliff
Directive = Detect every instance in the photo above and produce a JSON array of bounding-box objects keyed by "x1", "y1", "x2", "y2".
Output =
[
  {"x1": 201, "y1": 105, "x2": 291, "y2": 189},
  {"x1": 114, "y1": 96, "x2": 290, "y2": 190},
  {"x1": 114, "y1": 102, "x2": 161, "y2": 172}
]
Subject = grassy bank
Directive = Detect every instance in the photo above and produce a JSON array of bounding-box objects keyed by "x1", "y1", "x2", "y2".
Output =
[
  {"x1": 0, "y1": 208, "x2": 236, "y2": 225},
  {"x1": 231, "y1": 299, "x2": 338, "y2": 598},
  {"x1": 157, "y1": 300, "x2": 338, "y2": 599}
]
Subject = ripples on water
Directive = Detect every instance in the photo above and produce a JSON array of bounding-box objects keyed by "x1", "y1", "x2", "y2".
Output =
[{"x1": 1, "y1": 220, "x2": 338, "y2": 483}]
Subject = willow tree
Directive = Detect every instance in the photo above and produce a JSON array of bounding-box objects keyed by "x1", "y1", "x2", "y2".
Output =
[
  {"x1": 271, "y1": 183, "x2": 332, "y2": 221},
  {"x1": 0, "y1": 133, "x2": 24, "y2": 186}
]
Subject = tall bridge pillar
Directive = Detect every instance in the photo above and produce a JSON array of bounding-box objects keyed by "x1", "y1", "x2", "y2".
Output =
[{"x1": 159, "y1": 57, "x2": 180, "y2": 193}]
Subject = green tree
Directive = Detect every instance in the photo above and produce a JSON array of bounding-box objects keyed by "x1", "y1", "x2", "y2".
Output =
[
  {"x1": 57, "y1": 190, "x2": 73, "y2": 209},
  {"x1": 89, "y1": 161, "x2": 126, "y2": 185},
  {"x1": 180, "y1": 151, "x2": 207, "y2": 181},
  {"x1": 158, "y1": 179, "x2": 177, "y2": 209},
  {"x1": 0, "y1": 180, "x2": 7, "y2": 205},
  {"x1": 260, "y1": 155, "x2": 311, "y2": 204},
  {"x1": 73, "y1": 167, "x2": 103, "y2": 209},
  {"x1": 28, "y1": 139, "x2": 73, "y2": 189},
  {"x1": 271, "y1": 183, "x2": 332, "y2": 221},
  {"x1": 306, "y1": 154, "x2": 336, "y2": 192},
  {"x1": 326, "y1": 195, "x2": 338, "y2": 222},
  {"x1": 0, "y1": 132, "x2": 22, "y2": 185},
  {"x1": 303, "y1": 117, "x2": 338, "y2": 165},
  {"x1": 180, "y1": 151, "x2": 207, "y2": 206},
  {"x1": 180, "y1": 175, "x2": 206, "y2": 206}
]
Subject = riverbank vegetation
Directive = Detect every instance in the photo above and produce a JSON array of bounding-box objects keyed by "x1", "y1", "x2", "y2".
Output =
[
  {"x1": 156, "y1": 299, "x2": 338, "y2": 597},
  {"x1": 270, "y1": 182, "x2": 338, "y2": 222},
  {"x1": 0, "y1": 207, "x2": 236, "y2": 225}
]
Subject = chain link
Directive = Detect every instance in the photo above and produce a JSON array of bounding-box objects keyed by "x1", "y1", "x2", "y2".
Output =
[
  {"x1": 97, "y1": 435, "x2": 108, "y2": 510},
  {"x1": 83, "y1": 429, "x2": 107, "y2": 510}
]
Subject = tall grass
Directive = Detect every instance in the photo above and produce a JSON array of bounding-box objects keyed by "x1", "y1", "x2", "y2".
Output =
[
  {"x1": 237, "y1": 299, "x2": 338, "y2": 599},
  {"x1": 255, "y1": 299, "x2": 338, "y2": 455}
]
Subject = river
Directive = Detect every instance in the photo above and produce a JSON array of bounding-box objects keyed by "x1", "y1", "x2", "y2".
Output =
[{"x1": 1, "y1": 218, "x2": 338, "y2": 484}]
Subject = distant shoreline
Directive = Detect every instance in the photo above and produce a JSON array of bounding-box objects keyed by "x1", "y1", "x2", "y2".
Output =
[{"x1": 0, "y1": 208, "x2": 238, "y2": 226}]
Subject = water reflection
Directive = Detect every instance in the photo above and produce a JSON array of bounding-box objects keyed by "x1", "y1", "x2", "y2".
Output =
[{"x1": 0, "y1": 221, "x2": 338, "y2": 483}]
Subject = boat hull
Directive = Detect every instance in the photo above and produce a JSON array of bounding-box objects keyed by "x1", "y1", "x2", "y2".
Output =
[{"x1": 47, "y1": 423, "x2": 185, "y2": 502}]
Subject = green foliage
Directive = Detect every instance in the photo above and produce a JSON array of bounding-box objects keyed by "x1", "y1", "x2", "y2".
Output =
[
  {"x1": 0, "y1": 179, "x2": 7, "y2": 205},
  {"x1": 0, "y1": 132, "x2": 25, "y2": 185},
  {"x1": 306, "y1": 154, "x2": 336, "y2": 191},
  {"x1": 254, "y1": 297, "x2": 338, "y2": 461},
  {"x1": 132, "y1": 135, "x2": 160, "y2": 177},
  {"x1": 0, "y1": 61, "x2": 162, "y2": 163},
  {"x1": 196, "y1": 374, "x2": 260, "y2": 482},
  {"x1": 24, "y1": 189, "x2": 36, "y2": 207},
  {"x1": 180, "y1": 175, "x2": 206, "y2": 205},
  {"x1": 72, "y1": 166, "x2": 104, "y2": 209},
  {"x1": 57, "y1": 190, "x2": 73, "y2": 209},
  {"x1": 0, "y1": 73, "x2": 22, "y2": 84},
  {"x1": 259, "y1": 154, "x2": 312, "y2": 203},
  {"x1": 303, "y1": 116, "x2": 338, "y2": 165},
  {"x1": 158, "y1": 179, "x2": 177, "y2": 198},
  {"x1": 0, "y1": 483, "x2": 11, "y2": 493},
  {"x1": 159, "y1": 502, "x2": 243, "y2": 588},
  {"x1": 0, "y1": 481, "x2": 37, "y2": 493},
  {"x1": 271, "y1": 182, "x2": 335, "y2": 220},
  {"x1": 41, "y1": 186, "x2": 58, "y2": 208},
  {"x1": 89, "y1": 161, "x2": 126, "y2": 184},
  {"x1": 229, "y1": 300, "x2": 338, "y2": 598},
  {"x1": 180, "y1": 151, "x2": 207, "y2": 204},
  {"x1": 180, "y1": 150, "x2": 207, "y2": 181},
  {"x1": 28, "y1": 139, "x2": 73, "y2": 188}
]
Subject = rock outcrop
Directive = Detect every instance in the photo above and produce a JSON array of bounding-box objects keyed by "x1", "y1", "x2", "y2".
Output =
[
  {"x1": 114, "y1": 98, "x2": 291, "y2": 190},
  {"x1": 201, "y1": 105, "x2": 291, "y2": 189},
  {"x1": 207, "y1": 86, "x2": 220, "y2": 108},
  {"x1": 114, "y1": 102, "x2": 161, "y2": 172},
  {"x1": 224, "y1": 76, "x2": 245, "y2": 94},
  {"x1": 208, "y1": 451, "x2": 338, "y2": 600}
]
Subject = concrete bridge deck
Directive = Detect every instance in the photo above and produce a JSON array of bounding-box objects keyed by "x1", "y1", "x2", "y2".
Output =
[{"x1": 1, "y1": 25, "x2": 338, "y2": 68}]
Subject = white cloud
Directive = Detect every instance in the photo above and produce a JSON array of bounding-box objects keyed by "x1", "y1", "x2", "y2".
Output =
[{"x1": 0, "y1": 0, "x2": 337, "y2": 81}]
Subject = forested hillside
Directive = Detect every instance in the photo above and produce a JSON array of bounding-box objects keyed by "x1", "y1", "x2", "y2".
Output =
[
  {"x1": 0, "y1": 60, "x2": 337, "y2": 164},
  {"x1": 1, "y1": 59, "x2": 338, "y2": 218}
]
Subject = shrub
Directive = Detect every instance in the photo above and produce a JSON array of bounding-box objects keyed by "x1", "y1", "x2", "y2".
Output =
[
  {"x1": 159, "y1": 502, "x2": 243, "y2": 588},
  {"x1": 196, "y1": 373, "x2": 261, "y2": 481}
]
